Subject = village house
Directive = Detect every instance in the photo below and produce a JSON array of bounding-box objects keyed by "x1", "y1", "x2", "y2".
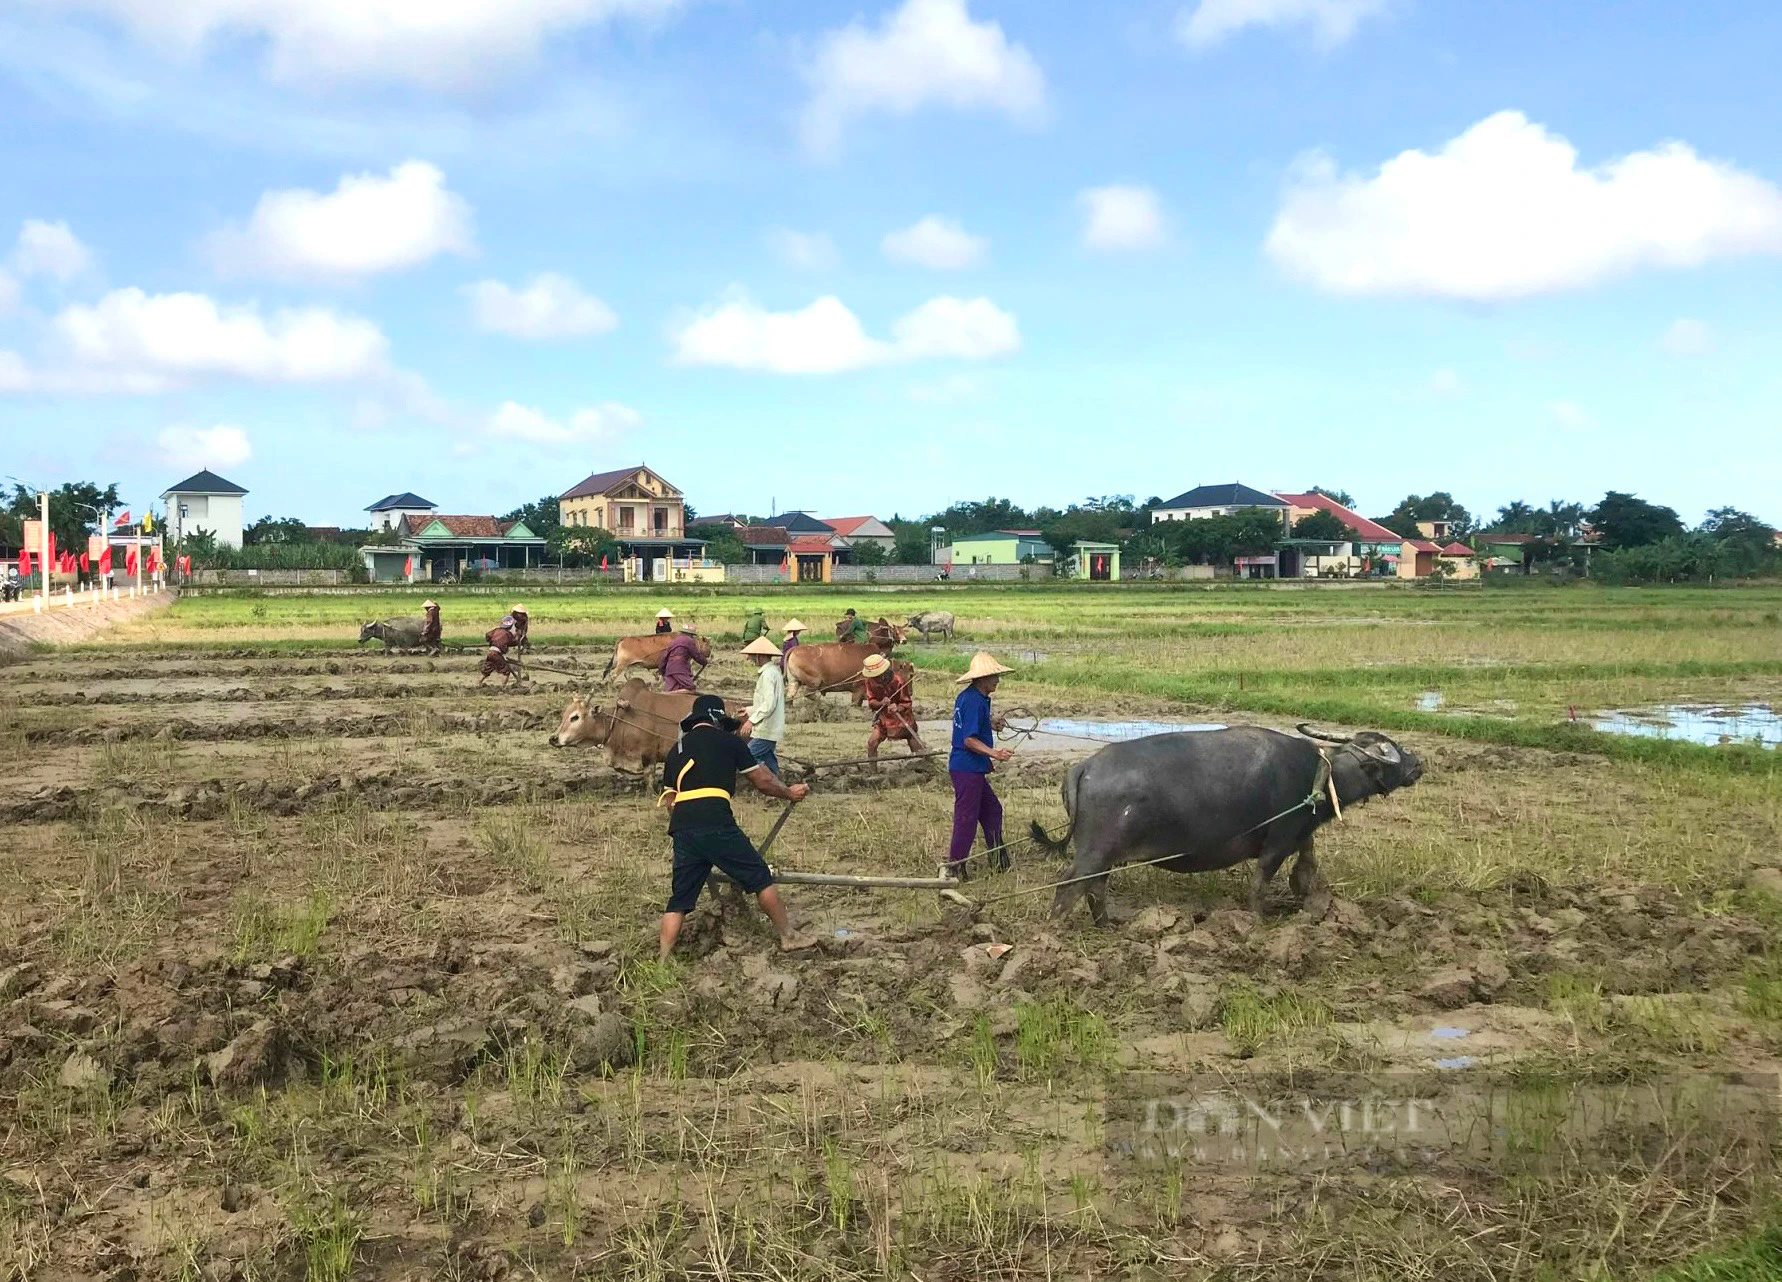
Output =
[
  {"x1": 1273, "y1": 492, "x2": 1402, "y2": 578},
  {"x1": 821, "y1": 515, "x2": 897, "y2": 554},
  {"x1": 736, "y1": 525, "x2": 792, "y2": 565},
  {"x1": 558, "y1": 465, "x2": 707, "y2": 580},
  {"x1": 162, "y1": 469, "x2": 247, "y2": 549},
  {"x1": 1151, "y1": 483, "x2": 1292, "y2": 525},
  {"x1": 360, "y1": 515, "x2": 547, "y2": 583},
  {"x1": 939, "y1": 530, "x2": 1054, "y2": 567},
  {"x1": 364, "y1": 492, "x2": 437, "y2": 534}
]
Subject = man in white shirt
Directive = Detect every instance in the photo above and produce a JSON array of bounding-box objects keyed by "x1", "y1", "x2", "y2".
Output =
[{"x1": 739, "y1": 635, "x2": 786, "y2": 775}]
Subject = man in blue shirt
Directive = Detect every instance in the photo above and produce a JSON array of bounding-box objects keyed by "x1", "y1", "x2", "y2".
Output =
[{"x1": 948, "y1": 652, "x2": 1014, "y2": 879}]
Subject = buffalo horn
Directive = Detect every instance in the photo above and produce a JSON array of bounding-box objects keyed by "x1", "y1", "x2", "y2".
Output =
[{"x1": 1296, "y1": 723, "x2": 1353, "y2": 743}]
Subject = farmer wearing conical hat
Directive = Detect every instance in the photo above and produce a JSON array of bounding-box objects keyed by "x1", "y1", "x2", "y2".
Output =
[
  {"x1": 508, "y1": 604, "x2": 530, "y2": 651},
  {"x1": 740, "y1": 635, "x2": 786, "y2": 776},
  {"x1": 946, "y1": 652, "x2": 1014, "y2": 879},
  {"x1": 863, "y1": 652, "x2": 925, "y2": 761},
  {"x1": 657, "y1": 694, "x2": 817, "y2": 961},
  {"x1": 655, "y1": 608, "x2": 674, "y2": 636},
  {"x1": 660, "y1": 621, "x2": 704, "y2": 693},
  {"x1": 419, "y1": 599, "x2": 442, "y2": 655},
  {"x1": 779, "y1": 618, "x2": 806, "y2": 674}
]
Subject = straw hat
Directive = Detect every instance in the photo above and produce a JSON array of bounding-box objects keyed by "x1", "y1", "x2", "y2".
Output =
[
  {"x1": 678, "y1": 621, "x2": 698, "y2": 633},
  {"x1": 657, "y1": 608, "x2": 674, "y2": 619},
  {"x1": 421, "y1": 599, "x2": 438, "y2": 609},
  {"x1": 782, "y1": 618, "x2": 807, "y2": 633},
  {"x1": 862, "y1": 653, "x2": 890, "y2": 678},
  {"x1": 956, "y1": 651, "x2": 1013, "y2": 684},
  {"x1": 512, "y1": 604, "x2": 528, "y2": 614},
  {"x1": 741, "y1": 636, "x2": 781, "y2": 658}
]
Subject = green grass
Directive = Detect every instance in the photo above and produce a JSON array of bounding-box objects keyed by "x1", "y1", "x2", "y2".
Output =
[{"x1": 1651, "y1": 1227, "x2": 1782, "y2": 1280}]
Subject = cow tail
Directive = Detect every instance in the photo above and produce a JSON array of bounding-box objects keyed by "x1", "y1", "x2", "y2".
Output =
[
  {"x1": 601, "y1": 651, "x2": 616, "y2": 682},
  {"x1": 1029, "y1": 763, "x2": 1081, "y2": 858}
]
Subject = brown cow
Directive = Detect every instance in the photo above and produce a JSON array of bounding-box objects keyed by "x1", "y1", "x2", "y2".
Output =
[
  {"x1": 549, "y1": 678, "x2": 747, "y2": 773},
  {"x1": 785, "y1": 618, "x2": 906, "y2": 705},
  {"x1": 599, "y1": 632, "x2": 713, "y2": 683}
]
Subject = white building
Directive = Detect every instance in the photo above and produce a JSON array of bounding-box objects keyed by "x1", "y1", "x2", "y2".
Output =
[
  {"x1": 365, "y1": 491, "x2": 438, "y2": 534},
  {"x1": 162, "y1": 469, "x2": 247, "y2": 548},
  {"x1": 1151, "y1": 482, "x2": 1291, "y2": 524}
]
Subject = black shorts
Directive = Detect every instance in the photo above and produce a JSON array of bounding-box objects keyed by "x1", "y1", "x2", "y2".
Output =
[{"x1": 667, "y1": 825, "x2": 775, "y2": 914}]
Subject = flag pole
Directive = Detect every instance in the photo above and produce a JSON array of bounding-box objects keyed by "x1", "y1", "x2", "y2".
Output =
[{"x1": 38, "y1": 490, "x2": 49, "y2": 607}]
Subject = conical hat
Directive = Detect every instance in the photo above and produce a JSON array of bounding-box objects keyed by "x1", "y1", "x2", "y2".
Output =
[
  {"x1": 782, "y1": 618, "x2": 807, "y2": 633},
  {"x1": 657, "y1": 609, "x2": 673, "y2": 618},
  {"x1": 862, "y1": 653, "x2": 890, "y2": 677},
  {"x1": 741, "y1": 636, "x2": 781, "y2": 657},
  {"x1": 956, "y1": 651, "x2": 1013, "y2": 683},
  {"x1": 421, "y1": 599, "x2": 438, "y2": 609},
  {"x1": 512, "y1": 603, "x2": 527, "y2": 613}
]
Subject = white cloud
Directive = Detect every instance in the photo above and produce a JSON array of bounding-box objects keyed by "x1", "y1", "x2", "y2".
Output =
[
  {"x1": 1078, "y1": 184, "x2": 1167, "y2": 250},
  {"x1": 882, "y1": 215, "x2": 986, "y2": 269},
  {"x1": 208, "y1": 161, "x2": 473, "y2": 280},
  {"x1": 48, "y1": 0, "x2": 685, "y2": 91},
  {"x1": 13, "y1": 220, "x2": 94, "y2": 280},
  {"x1": 487, "y1": 400, "x2": 641, "y2": 446},
  {"x1": 1177, "y1": 0, "x2": 1389, "y2": 49},
  {"x1": 890, "y1": 296, "x2": 1018, "y2": 359},
  {"x1": 1426, "y1": 367, "x2": 1464, "y2": 398},
  {"x1": 670, "y1": 289, "x2": 1020, "y2": 374},
  {"x1": 1266, "y1": 111, "x2": 1782, "y2": 301},
  {"x1": 1549, "y1": 400, "x2": 1590, "y2": 428},
  {"x1": 0, "y1": 272, "x2": 16, "y2": 316},
  {"x1": 0, "y1": 350, "x2": 29, "y2": 391},
  {"x1": 766, "y1": 228, "x2": 841, "y2": 272},
  {"x1": 47, "y1": 287, "x2": 390, "y2": 389},
  {"x1": 801, "y1": 0, "x2": 1045, "y2": 156},
  {"x1": 157, "y1": 423, "x2": 252, "y2": 472},
  {"x1": 1660, "y1": 317, "x2": 1714, "y2": 356},
  {"x1": 463, "y1": 274, "x2": 617, "y2": 339}
]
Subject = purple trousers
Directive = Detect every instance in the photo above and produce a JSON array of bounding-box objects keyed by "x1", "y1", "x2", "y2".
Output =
[{"x1": 949, "y1": 770, "x2": 1004, "y2": 865}]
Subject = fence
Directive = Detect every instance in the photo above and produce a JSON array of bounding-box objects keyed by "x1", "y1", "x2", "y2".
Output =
[{"x1": 192, "y1": 569, "x2": 351, "y2": 586}]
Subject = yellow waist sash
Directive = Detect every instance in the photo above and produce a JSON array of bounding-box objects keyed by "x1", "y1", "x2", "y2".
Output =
[{"x1": 658, "y1": 758, "x2": 735, "y2": 808}]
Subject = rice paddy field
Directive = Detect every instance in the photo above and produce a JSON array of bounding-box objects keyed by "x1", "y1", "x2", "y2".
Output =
[{"x1": 4, "y1": 580, "x2": 1782, "y2": 1280}]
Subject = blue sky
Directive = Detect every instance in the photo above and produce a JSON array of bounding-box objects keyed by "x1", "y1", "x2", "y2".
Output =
[{"x1": 1, "y1": 0, "x2": 1778, "y2": 529}]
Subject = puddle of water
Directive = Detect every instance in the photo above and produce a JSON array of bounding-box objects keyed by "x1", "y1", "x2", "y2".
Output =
[
  {"x1": 1435, "y1": 1057, "x2": 1478, "y2": 1070},
  {"x1": 1593, "y1": 704, "x2": 1781, "y2": 750},
  {"x1": 1429, "y1": 1026, "x2": 1470, "y2": 1041},
  {"x1": 1038, "y1": 718, "x2": 1226, "y2": 742},
  {"x1": 1417, "y1": 691, "x2": 1445, "y2": 712}
]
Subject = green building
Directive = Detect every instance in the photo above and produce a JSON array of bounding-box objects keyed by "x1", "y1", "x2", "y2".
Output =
[
  {"x1": 943, "y1": 530, "x2": 1055, "y2": 566},
  {"x1": 1064, "y1": 541, "x2": 1120, "y2": 581}
]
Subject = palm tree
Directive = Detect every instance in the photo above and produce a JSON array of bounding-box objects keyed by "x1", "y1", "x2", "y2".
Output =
[{"x1": 1493, "y1": 501, "x2": 1536, "y2": 533}]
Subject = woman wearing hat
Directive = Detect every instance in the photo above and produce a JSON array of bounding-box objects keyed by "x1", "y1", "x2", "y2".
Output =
[
  {"x1": 947, "y1": 652, "x2": 1014, "y2": 878},
  {"x1": 779, "y1": 618, "x2": 806, "y2": 674},
  {"x1": 656, "y1": 694, "x2": 816, "y2": 961},
  {"x1": 863, "y1": 653, "x2": 925, "y2": 760},
  {"x1": 419, "y1": 599, "x2": 442, "y2": 656},
  {"x1": 655, "y1": 608, "x2": 674, "y2": 636},
  {"x1": 660, "y1": 621, "x2": 703, "y2": 693},
  {"x1": 740, "y1": 635, "x2": 787, "y2": 775},
  {"x1": 509, "y1": 604, "x2": 530, "y2": 652}
]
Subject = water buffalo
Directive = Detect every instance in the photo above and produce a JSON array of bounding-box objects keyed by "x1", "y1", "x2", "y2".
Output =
[
  {"x1": 905, "y1": 611, "x2": 955, "y2": 643},
  {"x1": 600, "y1": 633, "x2": 712, "y2": 683},
  {"x1": 359, "y1": 618, "x2": 426, "y2": 652},
  {"x1": 786, "y1": 619, "x2": 905, "y2": 704},
  {"x1": 1030, "y1": 724, "x2": 1423, "y2": 925},
  {"x1": 549, "y1": 678, "x2": 747, "y2": 773}
]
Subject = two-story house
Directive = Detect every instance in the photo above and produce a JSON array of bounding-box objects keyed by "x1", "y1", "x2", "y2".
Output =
[{"x1": 558, "y1": 465, "x2": 707, "y2": 579}]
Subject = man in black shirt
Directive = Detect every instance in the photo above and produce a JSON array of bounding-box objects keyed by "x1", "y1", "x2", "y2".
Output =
[{"x1": 657, "y1": 694, "x2": 818, "y2": 961}]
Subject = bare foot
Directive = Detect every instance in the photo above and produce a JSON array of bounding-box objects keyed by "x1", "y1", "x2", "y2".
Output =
[{"x1": 778, "y1": 930, "x2": 819, "y2": 953}]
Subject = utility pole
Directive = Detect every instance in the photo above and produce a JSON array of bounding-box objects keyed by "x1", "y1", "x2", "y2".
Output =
[{"x1": 38, "y1": 490, "x2": 49, "y2": 606}]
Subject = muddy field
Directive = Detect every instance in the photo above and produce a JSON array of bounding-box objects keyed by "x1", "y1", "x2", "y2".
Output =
[{"x1": 5, "y1": 591, "x2": 1782, "y2": 1280}]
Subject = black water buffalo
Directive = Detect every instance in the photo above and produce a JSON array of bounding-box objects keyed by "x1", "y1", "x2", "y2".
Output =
[{"x1": 1030, "y1": 724, "x2": 1422, "y2": 924}]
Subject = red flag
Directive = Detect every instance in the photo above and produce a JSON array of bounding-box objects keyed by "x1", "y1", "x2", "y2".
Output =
[
  {"x1": 126, "y1": 548, "x2": 139, "y2": 577},
  {"x1": 600, "y1": 554, "x2": 609, "y2": 570},
  {"x1": 403, "y1": 556, "x2": 413, "y2": 577},
  {"x1": 147, "y1": 547, "x2": 160, "y2": 574},
  {"x1": 99, "y1": 546, "x2": 112, "y2": 575},
  {"x1": 47, "y1": 531, "x2": 56, "y2": 565},
  {"x1": 16, "y1": 549, "x2": 28, "y2": 579},
  {"x1": 79, "y1": 552, "x2": 90, "y2": 573},
  {"x1": 780, "y1": 553, "x2": 790, "y2": 578},
  {"x1": 115, "y1": 511, "x2": 131, "y2": 528},
  {"x1": 178, "y1": 555, "x2": 191, "y2": 575}
]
